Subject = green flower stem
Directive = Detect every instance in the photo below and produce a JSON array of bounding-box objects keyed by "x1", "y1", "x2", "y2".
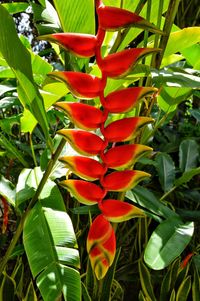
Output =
[
  {"x1": 109, "y1": 0, "x2": 147, "y2": 54},
  {"x1": 155, "y1": 0, "x2": 181, "y2": 69},
  {"x1": 0, "y1": 138, "x2": 66, "y2": 276}
]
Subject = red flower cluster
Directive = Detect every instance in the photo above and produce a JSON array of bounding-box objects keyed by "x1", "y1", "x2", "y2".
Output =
[{"x1": 42, "y1": 0, "x2": 159, "y2": 279}]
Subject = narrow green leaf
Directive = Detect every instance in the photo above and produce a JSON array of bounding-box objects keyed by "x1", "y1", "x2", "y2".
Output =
[
  {"x1": 138, "y1": 260, "x2": 157, "y2": 301},
  {"x1": 81, "y1": 282, "x2": 92, "y2": 301},
  {"x1": 192, "y1": 265, "x2": 200, "y2": 301},
  {"x1": 138, "y1": 290, "x2": 147, "y2": 301},
  {"x1": 0, "y1": 175, "x2": 15, "y2": 207},
  {"x1": 169, "y1": 289, "x2": 176, "y2": 301},
  {"x1": 24, "y1": 281, "x2": 38, "y2": 301},
  {"x1": 0, "y1": 272, "x2": 16, "y2": 301},
  {"x1": 100, "y1": 248, "x2": 121, "y2": 301},
  {"x1": 160, "y1": 258, "x2": 180, "y2": 301},
  {"x1": 126, "y1": 186, "x2": 178, "y2": 219},
  {"x1": 156, "y1": 153, "x2": 175, "y2": 192},
  {"x1": 176, "y1": 275, "x2": 191, "y2": 301},
  {"x1": 0, "y1": 134, "x2": 29, "y2": 167},
  {"x1": 144, "y1": 217, "x2": 194, "y2": 270},
  {"x1": 175, "y1": 167, "x2": 200, "y2": 187},
  {"x1": 179, "y1": 139, "x2": 199, "y2": 172}
]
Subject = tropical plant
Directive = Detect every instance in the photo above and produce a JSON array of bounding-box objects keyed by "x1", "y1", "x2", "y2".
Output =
[{"x1": 0, "y1": 0, "x2": 199, "y2": 300}]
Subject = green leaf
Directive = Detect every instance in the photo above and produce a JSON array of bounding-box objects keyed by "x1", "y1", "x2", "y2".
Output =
[
  {"x1": 0, "y1": 175, "x2": 15, "y2": 207},
  {"x1": 0, "y1": 4, "x2": 52, "y2": 148},
  {"x1": 16, "y1": 167, "x2": 66, "y2": 211},
  {"x1": 2, "y1": 2, "x2": 29, "y2": 14},
  {"x1": 152, "y1": 68, "x2": 200, "y2": 88},
  {"x1": 126, "y1": 186, "x2": 178, "y2": 220},
  {"x1": 53, "y1": 0, "x2": 95, "y2": 34},
  {"x1": 144, "y1": 217, "x2": 194, "y2": 270},
  {"x1": 189, "y1": 109, "x2": 200, "y2": 122},
  {"x1": 175, "y1": 167, "x2": 200, "y2": 187},
  {"x1": 181, "y1": 44, "x2": 200, "y2": 69},
  {"x1": 157, "y1": 87, "x2": 192, "y2": 113},
  {"x1": 164, "y1": 27, "x2": 200, "y2": 57},
  {"x1": 23, "y1": 203, "x2": 81, "y2": 301},
  {"x1": 138, "y1": 260, "x2": 157, "y2": 301},
  {"x1": 176, "y1": 275, "x2": 191, "y2": 301},
  {"x1": 179, "y1": 139, "x2": 199, "y2": 172},
  {"x1": 155, "y1": 153, "x2": 175, "y2": 192}
]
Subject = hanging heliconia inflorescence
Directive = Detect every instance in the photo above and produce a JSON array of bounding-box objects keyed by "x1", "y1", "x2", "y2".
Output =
[{"x1": 41, "y1": 0, "x2": 160, "y2": 280}]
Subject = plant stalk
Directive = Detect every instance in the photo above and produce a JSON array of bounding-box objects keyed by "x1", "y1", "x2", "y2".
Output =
[
  {"x1": 0, "y1": 138, "x2": 66, "y2": 276},
  {"x1": 155, "y1": 0, "x2": 181, "y2": 69}
]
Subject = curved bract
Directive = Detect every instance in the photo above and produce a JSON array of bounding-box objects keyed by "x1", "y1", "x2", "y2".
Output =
[
  {"x1": 104, "y1": 87, "x2": 157, "y2": 113},
  {"x1": 102, "y1": 117, "x2": 154, "y2": 142},
  {"x1": 52, "y1": 0, "x2": 158, "y2": 279},
  {"x1": 39, "y1": 33, "x2": 97, "y2": 57},
  {"x1": 49, "y1": 72, "x2": 103, "y2": 99},
  {"x1": 100, "y1": 48, "x2": 161, "y2": 78},
  {"x1": 55, "y1": 102, "x2": 105, "y2": 130}
]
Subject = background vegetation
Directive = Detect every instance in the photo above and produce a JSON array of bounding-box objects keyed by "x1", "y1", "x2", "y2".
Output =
[{"x1": 0, "y1": 0, "x2": 199, "y2": 300}]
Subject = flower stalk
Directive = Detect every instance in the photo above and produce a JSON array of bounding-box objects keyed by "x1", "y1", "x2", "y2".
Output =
[{"x1": 42, "y1": 0, "x2": 162, "y2": 280}]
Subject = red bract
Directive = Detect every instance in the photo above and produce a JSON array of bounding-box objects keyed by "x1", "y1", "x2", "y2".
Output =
[
  {"x1": 59, "y1": 180, "x2": 105, "y2": 205},
  {"x1": 101, "y1": 144, "x2": 152, "y2": 169},
  {"x1": 99, "y1": 199, "x2": 145, "y2": 222},
  {"x1": 104, "y1": 87, "x2": 158, "y2": 113},
  {"x1": 101, "y1": 170, "x2": 150, "y2": 191},
  {"x1": 59, "y1": 156, "x2": 107, "y2": 181},
  {"x1": 87, "y1": 214, "x2": 116, "y2": 280},
  {"x1": 100, "y1": 48, "x2": 160, "y2": 78},
  {"x1": 97, "y1": 5, "x2": 163, "y2": 34},
  {"x1": 101, "y1": 117, "x2": 154, "y2": 142},
  {"x1": 57, "y1": 129, "x2": 106, "y2": 156},
  {"x1": 55, "y1": 102, "x2": 105, "y2": 130},
  {"x1": 49, "y1": 72, "x2": 103, "y2": 99},
  {"x1": 39, "y1": 33, "x2": 97, "y2": 57}
]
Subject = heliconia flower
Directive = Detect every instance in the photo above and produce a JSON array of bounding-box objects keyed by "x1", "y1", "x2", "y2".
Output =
[
  {"x1": 54, "y1": 102, "x2": 105, "y2": 131},
  {"x1": 48, "y1": 72, "x2": 103, "y2": 99},
  {"x1": 100, "y1": 48, "x2": 160, "y2": 78},
  {"x1": 87, "y1": 214, "x2": 113, "y2": 252},
  {"x1": 101, "y1": 170, "x2": 150, "y2": 191},
  {"x1": 57, "y1": 129, "x2": 107, "y2": 156},
  {"x1": 99, "y1": 199, "x2": 145, "y2": 222},
  {"x1": 101, "y1": 117, "x2": 154, "y2": 142},
  {"x1": 101, "y1": 144, "x2": 152, "y2": 169},
  {"x1": 39, "y1": 33, "x2": 97, "y2": 57},
  {"x1": 97, "y1": 4, "x2": 163, "y2": 34},
  {"x1": 104, "y1": 87, "x2": 158, "y2": 113},
  {"x1": 87, "y1": 214, "x2": 116, "y2": 280},
  {"x1": 59, "y1": 179, "x2": 106, "y2": 205},
  {"x1": 59, "y1": 156, "x2": 107, "y2": 181}
]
